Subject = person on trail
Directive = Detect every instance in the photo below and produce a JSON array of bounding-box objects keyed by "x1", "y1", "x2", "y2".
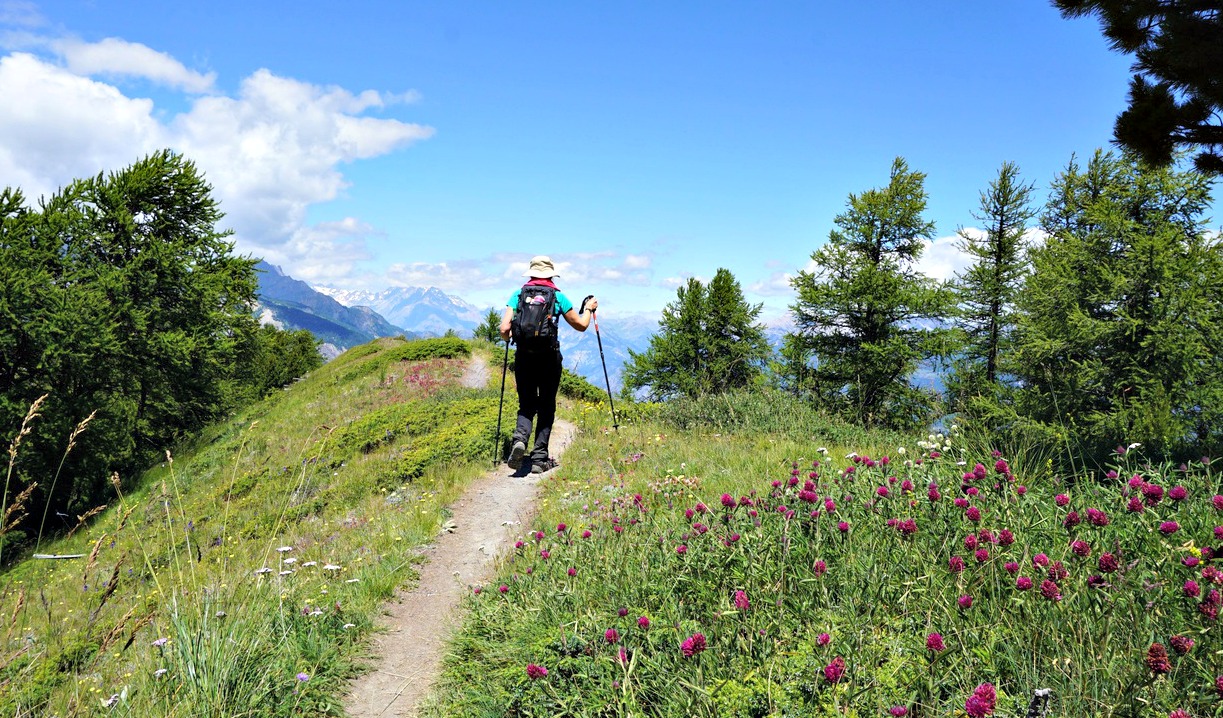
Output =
[{"x1": 500, "y1": 255, "x2": 598, "y2": 473}]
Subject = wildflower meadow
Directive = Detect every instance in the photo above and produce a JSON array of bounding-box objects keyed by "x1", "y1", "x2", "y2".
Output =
[
  {"x1": 3, "y1": 337, "x2": 1222, "y2": 717},
  {"x1": 430, "y1": 417, "x2": 1223, "y2": 717}
]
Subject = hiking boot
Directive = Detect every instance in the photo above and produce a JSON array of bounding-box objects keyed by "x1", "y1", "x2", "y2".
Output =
[
  {"x1": 507, "y1": 440, "x2": 527, "y2": 469},
  {"x1": 530, "y1": 457, "x2": 559, "y2": 474}
]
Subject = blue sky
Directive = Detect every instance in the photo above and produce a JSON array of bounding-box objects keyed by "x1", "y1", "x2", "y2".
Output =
[{"x1": 2, "y1": 1, "x2": 1200, "y2": 318}]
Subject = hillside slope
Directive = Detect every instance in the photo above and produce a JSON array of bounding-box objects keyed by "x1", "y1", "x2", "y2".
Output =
[{"x1": 0, "y1": 336, "x2": 510, "y2": 717}]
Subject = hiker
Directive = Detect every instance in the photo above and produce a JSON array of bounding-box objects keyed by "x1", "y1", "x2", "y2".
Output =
[{"x1": 499, "y1": 255, "x2": 598, "y2": 473}]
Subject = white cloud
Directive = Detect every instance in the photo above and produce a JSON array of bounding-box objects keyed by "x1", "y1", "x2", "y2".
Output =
[
  {"x1": 914, "y1": 232, "x2": 974, "y2": 283},
  {"x1": 0, "y1": 53, "x2": 164, "y2": 199},
  {"x1": 51, "y1": 37, "x2": 216, "y2": 93},
  {"x1": 0, "y1": 1, "x2": 43, "y2": 27},
  {"x1": 0, "y1": 45, "x2": 433, "y2": 281},
  {"x1": 747, "y1": 270, "x2": 797, "y2": 297},
  {"x1": 386, "y1": 259, "x2": 504, "y2": 291}
]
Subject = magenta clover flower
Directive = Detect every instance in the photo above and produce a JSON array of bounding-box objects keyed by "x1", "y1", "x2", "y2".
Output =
[
  {"x1": 926, "y1": 633, "x2": 945, "y2": 652},
  {"x1": 681, "y1": 632, "x2": 707, "y2": 658},
  {"x1": 526, "y1": 663, "x2": 548, "y2": 680},
  {"x1": 822, "y1": 656, "x2": 846, "y2": 683}
]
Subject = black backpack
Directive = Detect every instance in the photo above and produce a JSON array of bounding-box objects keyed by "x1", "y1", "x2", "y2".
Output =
[{"x1": 511, "y1": 285, "x2": 559, "y2": 350}]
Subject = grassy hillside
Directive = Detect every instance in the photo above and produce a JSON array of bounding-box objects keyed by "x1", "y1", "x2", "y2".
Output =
[
  {"x1": 0, "y1": 336, "x2": 508, "y2": 717},
  {"x1": 7, "y1": 339, "x2": 1222, "y2": 717}
]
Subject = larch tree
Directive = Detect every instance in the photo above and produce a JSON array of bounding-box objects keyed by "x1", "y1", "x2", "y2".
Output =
[
  {"x1": 948, "y1": 162, "x2": 1037, "y2": 411},
  {"x1": 1055, "y1": 0, "x2": 1223, "y2": 173},
  {"x1": 789, "y1": 157, "x2": 955, "y2": 429},
  {"x1": 623, "y1": 268, "x2": 769, "y2": 401}
]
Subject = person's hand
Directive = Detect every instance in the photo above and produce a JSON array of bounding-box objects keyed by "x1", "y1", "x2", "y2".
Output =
[{"x1": 582, "y1": 295, "x2": 599, "y2": 313}]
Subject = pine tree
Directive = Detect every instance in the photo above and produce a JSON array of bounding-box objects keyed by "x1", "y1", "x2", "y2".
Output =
[
  {"x1": 1055, "y1": 0, "x2": 1223, "y2": 173},
  {"x1": 789, "y1": 157, "x2": 954, "y2": 428},
  {"x1": 474, "y1": 309, "x2": 502, "y2": 343},
  {"x1": 1013, "y1": 149, "x2": 1223, "y2": 458},
  {"x1": 623, "y1": 269, "x2": 769, "y2": 400},
  {"x1": 948, "y1": 162, "x2": 1036, "y2": 409}
]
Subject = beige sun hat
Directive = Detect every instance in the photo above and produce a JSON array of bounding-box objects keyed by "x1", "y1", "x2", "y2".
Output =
[{"x1": 523, "y1": 255, "x2": 560, "y2": 279}]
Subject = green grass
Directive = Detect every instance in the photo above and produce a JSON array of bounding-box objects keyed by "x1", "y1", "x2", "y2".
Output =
[
  {"x1": 424, "y1": 409, "x2": 1223, "y2": 717},
  {"x1": 0, "y1": 336, "x2": 506, "y2": 717}
]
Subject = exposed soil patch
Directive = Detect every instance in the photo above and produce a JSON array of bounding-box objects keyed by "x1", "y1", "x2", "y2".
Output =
[{"x1": 344, "y1": 355, "x2": 571, "y2": 717}]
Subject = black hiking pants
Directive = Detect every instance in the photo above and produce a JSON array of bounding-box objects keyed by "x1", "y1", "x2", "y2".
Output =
[{"x1": 513, "y1": 347, "x2": 562, "y2": 460}]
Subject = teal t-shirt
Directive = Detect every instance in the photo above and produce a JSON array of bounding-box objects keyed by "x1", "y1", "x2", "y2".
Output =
[{"x1": 506, "y1": 286, "x2": 574, "y2": 316}]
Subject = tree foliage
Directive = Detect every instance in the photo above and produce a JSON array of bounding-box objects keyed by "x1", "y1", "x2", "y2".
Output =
[
  {"x1": 789, "y1": 158, "x2": 954, "y2": 428},
  {"x1": 1055, "y1": 0, "x2": 1223, "y2": 173},
  {"x1": 623, "y1": 268, "x2": 770, "y2": 401},
  {"x1": 947, "y1": 162, "x2": 1036, "y2": 411},
  {"x1": 473, "y1": 308, "x2": 502, "y2": 343},
  {"x1": 1, "y1": 151, "x2": 320, "y2": 545},
  {"x1": 1012, "y1": 150, "x2": 1223, "y2": 459}
]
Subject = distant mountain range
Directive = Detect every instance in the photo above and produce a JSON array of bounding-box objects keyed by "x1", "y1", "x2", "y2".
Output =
[
  {"x1": 314, "y1": 286, "x2": 489, "y2": 336},
  {"x1": 254, "y1": 262, "x2": 409, "y2": 358},
  {"x1": 254, "y1": 263, "x2": 945, "y2": 392}
]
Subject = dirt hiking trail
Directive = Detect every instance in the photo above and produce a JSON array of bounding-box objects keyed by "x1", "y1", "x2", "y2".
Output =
[{"x1": 343, "y1": 354, "x2": 575, "y2": 717}]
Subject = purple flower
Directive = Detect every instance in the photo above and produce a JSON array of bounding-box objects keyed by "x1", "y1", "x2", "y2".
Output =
[
  {"x1": 1160, "y1": 521, "x2": 1180, "y2": 535},
  {"x1": 837, "y1": 521, "x2": 849, "y2": 533},
  {"x1": 1170, "y1": 486, "x2": 1188, "y2": 501},
  {"x1": 605, "y1": 628, "x2": 619, "y2": 644},
  {"x1": 1146, "y1": 643, "x2": 1171, "y2": 674},
  {"x1": 1033, "y1": 553, "x2": 1049, "y2": 568},
  {"x1": 965, "y1": 506, "x2": 981, "y2": 522},
  {"x1": 817, "y1": 632, "x2": 831, "y2": 646},
  {"x1": 1055, "y1": 493, "x2": 1070, "y2": 507},
  {"x1": 1071, "y1": 540, "x2": 1091, "y2": 558},
  {"x1": 526, "y1": 663, "x2": 548, "y2": 680},
  {"x1": 1086, "y1": 508, "x2": 1110, "y2": 526},
  {"x1": 958, "y1": 594, "x2": 974, "y2": 609},
  {"x1": 998, "y1": 529, "x2": 1015, "y2": 546},
  {"x1": 1063, "y1": 510, "x2": 1080, "y2": 529},
  {"x1": 1185, "y1": 580, "x2": 1203, "y2": 597},
  {"x1": 1004, "y1": 561, "x2": 1020, "y2": 574},
  {"x1": 297, "y1": 672, "x2": 309, "y2": 682},
  {"x1": 638, "y1": 615, "x2": 650, "y2": 629},
  {"x1": 949, "y1": 556, "x2": 966, "y2": 574},
  {"x1": 733, "y1": 590, "x2": 750, "y2": 611},
  {"x1": 965, "y1": 683, "x2": 997, "y2": 717},
  {"x1": 1040, "y1": 579, "x2": 1062, "y2": 602},
  {"x1": 890, "y1": 707, "x2": 909, "y2": 717},
  {"x1": 1017, "y1": 576, "x2": 1034, "y2": 591},
  {"x1": 975, "y1": 548, "x2": 990, "y2": 563},
  {"x1": 822, "y1": 656, "x2": 846, "y2": 683},
  {"x1": 676, "y1": 544, "x2": 688, "y2": 555},
  {"x1": 681, "y1": 632, "x2": 707, "y2": 658},
  {"x1": 926, "y1": 632, "x2": 945, "y2": 652},
  {"x1": 1170, "y1": 635, "x2": 1194, "y2": 654},
  {"x1": 1098, "y1": 552, "x2": 1119, "y2": 573},
  {"x1": 813, "y1": 560, "x2": 827, "y2": 576}
]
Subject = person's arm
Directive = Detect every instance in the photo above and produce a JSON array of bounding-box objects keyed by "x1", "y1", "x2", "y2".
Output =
[
  {"x1": 499, "y1": 307, "x2": 514, "y2": 341},
  {"x1": 562, "y1": 296, "x2": 598, "y2": 332}
]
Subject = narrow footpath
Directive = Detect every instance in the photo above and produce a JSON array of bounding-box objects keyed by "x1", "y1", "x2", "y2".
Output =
[{"x1": 343, "y1": 355, "x2": 575, "y2": 717}]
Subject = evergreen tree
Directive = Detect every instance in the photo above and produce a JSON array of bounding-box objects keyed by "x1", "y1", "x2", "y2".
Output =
[
  {"x1": 948, "y1": 162, "x2": 1036, "y2": 409},
  {"x1": 1013, "y1": 149, "x2": 1223, "y2": 459},
  {"x1": 1055, "y1": 0, "x2": 1223, "y2": 173},
  {"x1": 474, "y1": 309, "x2": 502, "y2": 343},
  {"x1": 623, "y1": 268, "x2": 769, "y2": 400},
  {"x1": 1, "y1": 151, "x2": 263, "y2": 535},
  {"x1": 789, "y1": 157, "x2": 954, "y2": 428}
]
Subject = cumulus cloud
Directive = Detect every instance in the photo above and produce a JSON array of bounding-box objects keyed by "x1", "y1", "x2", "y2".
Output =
[
  {"x1": 385, "y1": 259, "x2": 505, "y2": 291},
  {"x1": 0, "y1": 53, "x2": 164, "y2": 199},
  {"x1": 0, "y1": 44, "x2": 433, "y2": 281},
  {"x1": 51, "y1": 37, "x2": 216, "y2": 93},
  {"x1": 748, "y1": 270, "x2": 797, "y2": 297},
  {"x1": 914, "y1": 232, "x2": 974, "y2": 283}
]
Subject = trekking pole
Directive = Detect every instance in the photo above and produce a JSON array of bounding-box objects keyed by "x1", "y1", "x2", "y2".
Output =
[
  {"x1": 493, "y1": 338, "x2": 510, "y2": 466},
  {"x1": 583, "y1": 296, "x2": 619, "y2": 431}
]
